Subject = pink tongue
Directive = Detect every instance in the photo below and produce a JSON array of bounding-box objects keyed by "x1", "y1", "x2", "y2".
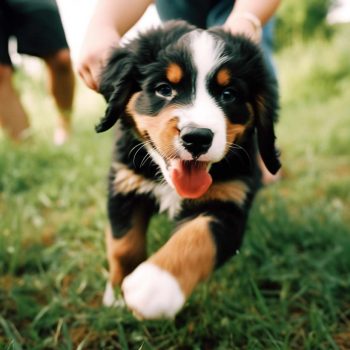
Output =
[{"x1": 170, "y1": 160, "x2": 212, "y2": 199}]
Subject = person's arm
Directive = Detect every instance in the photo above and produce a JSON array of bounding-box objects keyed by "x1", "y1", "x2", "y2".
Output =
[
  {"x1": 78, "y1": 0, "x2": 153, "y2": 91},
  {"x1": 224, "y1": 0, "x2": 281, "y2": 42}
]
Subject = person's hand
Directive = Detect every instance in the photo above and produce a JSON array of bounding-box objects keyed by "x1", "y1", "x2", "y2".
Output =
[
  {"x1": 78, "y1": 25, "x2": 120, "y2": 91},
  {"x1": 224, "y1": 12, "x2": 262, "y2": 43}
]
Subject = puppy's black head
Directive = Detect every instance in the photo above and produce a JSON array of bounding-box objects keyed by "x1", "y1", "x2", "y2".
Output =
[{"x1": 97, "y1": 21, "x2": 281, "y2": 195}]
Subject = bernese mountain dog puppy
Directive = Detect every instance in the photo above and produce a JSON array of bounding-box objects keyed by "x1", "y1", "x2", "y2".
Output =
[{"x1": 96, "y1": 21, "x2": 280, "y2": 320}]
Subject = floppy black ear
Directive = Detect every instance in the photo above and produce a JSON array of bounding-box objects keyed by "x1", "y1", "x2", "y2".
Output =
[
  {"x1": 254, "y1": 85, "x2": 281, "y2": 175},
  {"x1": 96, "y1": 48, "x2": 137, "y2": 133}
]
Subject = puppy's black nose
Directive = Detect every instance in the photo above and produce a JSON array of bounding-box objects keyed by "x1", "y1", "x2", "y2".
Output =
[{"x1": 180, "y1": 127, "x2": 213, "y2": 157}]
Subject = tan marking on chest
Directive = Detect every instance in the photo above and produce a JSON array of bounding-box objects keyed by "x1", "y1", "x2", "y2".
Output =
[
  {"x1": 112, "y1": 164, "x2": 154, "y2": 195},
  {"x1": 197, "y1": 180, "x2": 249, "y2": 207}
]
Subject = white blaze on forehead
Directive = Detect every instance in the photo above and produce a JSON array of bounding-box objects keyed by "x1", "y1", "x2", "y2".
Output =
[
  {"x1": 177, "y1": 30, "x2": 228, "y2": 162},
  {"x1": 191, "y1": 30, "x2": 226, "y2": 81}
]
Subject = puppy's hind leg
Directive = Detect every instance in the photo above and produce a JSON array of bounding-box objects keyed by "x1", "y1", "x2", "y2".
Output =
[{"x1": 103, "y1": 195, "x2": 154, "y2": 307}]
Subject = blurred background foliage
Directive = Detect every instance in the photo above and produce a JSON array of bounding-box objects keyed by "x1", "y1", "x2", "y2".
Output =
[{"x1": 275, "y1": 0, "x2": 334, "y2": 49}]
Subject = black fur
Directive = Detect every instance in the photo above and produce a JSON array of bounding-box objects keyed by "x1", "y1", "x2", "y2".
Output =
[{"x1": 97, "y1": 21, "x2": 196, "y2": 132}]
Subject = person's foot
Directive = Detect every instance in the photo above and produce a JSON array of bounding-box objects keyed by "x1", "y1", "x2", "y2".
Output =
[
  {"x1": 54, "y1": 126, "x2": 70, "y2": 145},
  {"x1": 8, "y1": 128, "x2": 33, "y2": 144},
  {"x1": 54, "y1": 113, "x2": 72, "y2": 145}
]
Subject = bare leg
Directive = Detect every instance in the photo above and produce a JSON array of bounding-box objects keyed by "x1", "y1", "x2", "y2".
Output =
[
  {"x1": 258, "y1": 153, "x2": 281, "y2": 185},
  {"x1": 0, "y1": 64, "x2": 30, "y2": 141},
  {"x1": 44, "y1": 49, "x2": 75, "y2": 145}
]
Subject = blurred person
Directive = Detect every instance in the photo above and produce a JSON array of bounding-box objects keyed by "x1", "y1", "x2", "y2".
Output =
[
  {"x1": 0, "y1": 0, "x2": 75, "y2": 145},
  {"x1": 78, "y1": 0, "x2": 281, "y2": 182},
  {"x1": 79, "y1": 0, "x2": 280, "y2": 89}
]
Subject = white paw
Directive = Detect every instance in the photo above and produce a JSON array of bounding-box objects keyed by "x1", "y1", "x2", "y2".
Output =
[
  {"x1": 121, "y1": 262, "x2": 185, "y2": 319},
  {"x1": 102, "y1": 282, "x2": 125, "y2": 308}
]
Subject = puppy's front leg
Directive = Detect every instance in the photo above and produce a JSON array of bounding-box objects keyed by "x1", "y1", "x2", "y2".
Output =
[
  {"x1": 122, "y1": 210, "x2": 245, "y2": 319},
  {"x1": 122, "y1": 216, "x2": 214, "y2": 318},
  {"x1": 122, "y1": 203, "x2": 247, "y2": 319}
]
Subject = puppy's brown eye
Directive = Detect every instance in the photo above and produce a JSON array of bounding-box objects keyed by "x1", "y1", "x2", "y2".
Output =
[
  {"x1": 155, "y1": 83, "x2": 173, "y2": 98},
  {"x1": 221, "y1": 88, "x2": 237, "y2": 103}
]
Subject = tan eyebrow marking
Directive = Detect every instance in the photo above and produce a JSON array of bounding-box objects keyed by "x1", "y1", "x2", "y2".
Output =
[
  {"x1": 216, "y1": 68, "x2": 231, "y2": 86},
  {"x1": 166, "y1": 63, "x2": 183, "y2": 84}
]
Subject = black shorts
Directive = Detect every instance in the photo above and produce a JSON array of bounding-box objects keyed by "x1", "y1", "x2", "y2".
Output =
[{"x1": 0, "y1": 0, "x2": 69, "y2": 66}]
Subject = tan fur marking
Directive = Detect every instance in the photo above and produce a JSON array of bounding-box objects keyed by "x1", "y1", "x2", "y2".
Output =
[
  {"x1": 225, "y1": 104, "x2": 255, "y2": 153},
  {"x1": 112, "y1": 162, "x2": 156, "y2": 195},
  {"x1": 136, "y1": 112, "x2": 179, "y2": 158},
  {"x1": 197, "y1": 180, "x2": 249, "y2": 207},
  {"x1": 126, "y1": 93, "x2": 179, "y2": 158},
  {"x1": 126, "y1": 92, "x2": 143, "y2": 137},
  {"x1": 216, "y1": 68, "x2": 231, "y2": 86},
  {"x1": 150, "y1": 216, "x2": 215, "y2": 296},
  {"x1": 226, "y1": 121, "x2": 246, "y2": 146},
  {"x1": 157, "y1": 117, "x2": 179, "y2": 158},
  {"x1": 106, "y1": 204, "x2": 151, "y2": 286},
  {"x1": 166, "y1": 63, "x2": 183, "y2": 84}
]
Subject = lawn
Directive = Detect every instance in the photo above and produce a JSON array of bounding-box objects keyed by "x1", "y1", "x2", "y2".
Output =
[{"x1": 1, "y1": 25, "x2": 350, "y2": 350}]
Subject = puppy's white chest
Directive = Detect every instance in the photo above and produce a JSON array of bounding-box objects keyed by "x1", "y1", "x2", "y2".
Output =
[{"x1": 153, "y1": 183, "x2": 182, "y2": 218}]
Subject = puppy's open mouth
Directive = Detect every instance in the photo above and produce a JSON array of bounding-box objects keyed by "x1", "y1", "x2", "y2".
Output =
[{"x1": 169, "y1": 159, "x2": 212, "y2": 199}]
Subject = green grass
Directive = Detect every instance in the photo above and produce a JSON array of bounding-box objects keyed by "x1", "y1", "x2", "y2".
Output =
[{"x1": 1, "y1": 25, "x2": 350, "y2": 350}]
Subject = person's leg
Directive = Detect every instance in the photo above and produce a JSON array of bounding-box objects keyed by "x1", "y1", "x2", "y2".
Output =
[
  {"x1": 13, "y1": 0, "x2": 75, "y2": 144},
  {"x1": 44, "y1": 49, "x2": 75, "y2": 145},
  {"x1": 0, "y1": 64, "x2": 30, "y2": 141},
  {"x1": 0, "y1": 2, "x2": 30, "y2": 141}
]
